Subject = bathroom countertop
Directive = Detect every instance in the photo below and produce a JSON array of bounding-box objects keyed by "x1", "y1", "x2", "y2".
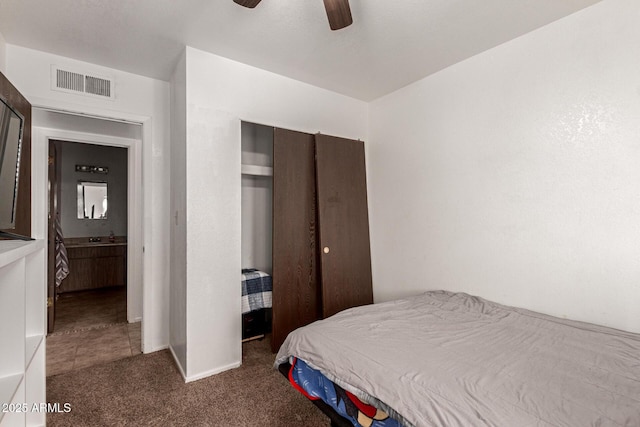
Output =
[
  {"x1": 65, "y1": 242, "x2": 128, "y2": 249},
  {"x1": 64, "y1": 237, "x2": 127, "y2": 249}
]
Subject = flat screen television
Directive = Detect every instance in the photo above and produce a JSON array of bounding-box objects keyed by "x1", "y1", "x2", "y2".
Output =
[{"x1": 0, "y1": 94, "x2": 24, "y2": 232}]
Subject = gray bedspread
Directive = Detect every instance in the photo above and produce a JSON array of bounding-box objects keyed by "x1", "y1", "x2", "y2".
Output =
[{"x1": 275, "y1": 291, "x2": 640, "y2": 427}]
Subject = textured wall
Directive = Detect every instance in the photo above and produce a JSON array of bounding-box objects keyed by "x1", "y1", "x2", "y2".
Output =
[
  {"x1": 0, "y1": 31, "x2": 6, "y2": 73},
  {"x1": 368, "y1": 0, "x2": 640, "y2": 333},
  {"x1": 169, "y1": 50, "x2": 187, "y2": 373},
  {"x1": 7, "y1": 45, "x2": 171, "y2": 351},
  {"x1": 181, "y1": 47, "x2": 368, "y2": 380}
]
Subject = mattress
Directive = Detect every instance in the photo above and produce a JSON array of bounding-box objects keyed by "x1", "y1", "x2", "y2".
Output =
[{"x1": 275, "y1": 290, "x2": 640, "y2": 427}]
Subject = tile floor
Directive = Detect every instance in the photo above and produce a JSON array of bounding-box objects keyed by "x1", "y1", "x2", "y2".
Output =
[{"x1": 46, "y1": 287, "x2": 141, "y2": 376}]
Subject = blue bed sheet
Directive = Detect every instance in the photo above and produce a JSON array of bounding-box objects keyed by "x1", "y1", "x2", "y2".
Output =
[{"x1": 289, "y1": 358, "x2": 401, "y2": 427}]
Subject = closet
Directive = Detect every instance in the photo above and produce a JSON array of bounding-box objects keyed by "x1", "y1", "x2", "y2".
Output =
[
  {"x1": 241, "y1": 123, "x2": 273, "y2": 341},
  {"x1": 241, "y1": 122, "x2": 373, "y2": 353}
]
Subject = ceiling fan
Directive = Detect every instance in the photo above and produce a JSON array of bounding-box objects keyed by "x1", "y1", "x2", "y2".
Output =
[{"x1": 233, "y1": 0, "x2": 353, "y2": 31}]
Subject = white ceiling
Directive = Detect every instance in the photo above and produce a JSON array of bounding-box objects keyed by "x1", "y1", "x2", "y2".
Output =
[{"x1": 0, "y1": 0, "x2": 601, "y2": 101}]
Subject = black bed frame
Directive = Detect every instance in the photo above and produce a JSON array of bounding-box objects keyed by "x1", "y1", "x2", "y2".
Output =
[{"x1": 278, "y1": 362, "x2": 354, "y2": 427}]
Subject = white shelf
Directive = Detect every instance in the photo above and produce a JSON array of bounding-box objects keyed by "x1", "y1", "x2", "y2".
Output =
[
  {"x1": 0, "y1": 240, "x2": 44, "y2": 270},
  {"x1": 0, "y1": 373, "x2": 24, "y2": 414},
  {"x1": 0, "y1": 240, "x2": 46, "y2": 427},
  {"x1": 25, "y1": 336, "x2": 43, "y2": 370},
  {"x1": 241, "y1": 164, "x2": 273, "y2": 176}
]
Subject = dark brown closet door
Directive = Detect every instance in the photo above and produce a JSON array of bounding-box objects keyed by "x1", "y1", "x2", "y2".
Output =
[
  {"x1": 315, "y1": 134, "x2": 373, "y2": 318},
  {"x1": 271, "y1": 128, "x2": 320, "y2": 352}
]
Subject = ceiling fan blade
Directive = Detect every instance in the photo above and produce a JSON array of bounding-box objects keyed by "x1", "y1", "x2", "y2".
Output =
[
  {"x1": 233, "y1": 0, "x2": 262, "y2": 8},
  {"x1": 323, "y1": 0, "x2": 353, "y2": 30}
]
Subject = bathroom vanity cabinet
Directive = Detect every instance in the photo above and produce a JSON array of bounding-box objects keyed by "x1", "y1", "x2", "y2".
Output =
[{"x1": 59, "y1": 239, "x2": 127, "y2": 292}]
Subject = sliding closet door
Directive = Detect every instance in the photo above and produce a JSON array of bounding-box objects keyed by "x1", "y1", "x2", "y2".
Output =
[
  {"x1": 271, "y1": 128, "x2": 320, "y2": 352},
  {"x1": 315, "y1": 134, "x2": 373, "y2": 318}
]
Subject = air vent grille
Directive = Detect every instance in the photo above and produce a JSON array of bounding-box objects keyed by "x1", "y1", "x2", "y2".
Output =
[
  {"x1": 51, "y1": 66, "x2": 114, "y2": 100},
  {"x1": 56, "y1": 69, "x2": 84, "y2": 92},
  {"x1": 85, "y1": 75, "x2": 111, "y2": 97}
]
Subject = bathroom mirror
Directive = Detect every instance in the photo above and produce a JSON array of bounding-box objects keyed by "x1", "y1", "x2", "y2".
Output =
[{"x1": 77, "y1": 181, "x2": 108, "y2": 219}]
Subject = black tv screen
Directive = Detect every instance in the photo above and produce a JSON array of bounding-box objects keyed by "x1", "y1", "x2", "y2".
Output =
[{"x1": 0, "y1": 95, "x2": 24, "y2": 230}]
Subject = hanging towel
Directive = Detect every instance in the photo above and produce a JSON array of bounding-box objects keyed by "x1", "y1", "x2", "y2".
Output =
[{"x1": 55, "y1": 216, "x2": 69, "y2": 287}]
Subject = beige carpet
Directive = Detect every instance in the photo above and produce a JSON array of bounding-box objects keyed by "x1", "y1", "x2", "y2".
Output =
[{"x1": 46, "y1": 338, "x2": 329, "y2": 426}]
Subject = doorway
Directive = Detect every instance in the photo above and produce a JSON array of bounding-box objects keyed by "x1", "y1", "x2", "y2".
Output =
[
  {"x1": 47, "y1": 139, "x2": 140, "y2": 374},
  {"x1": 36, "y1": 109, "x2": 144, "y2": 374}
]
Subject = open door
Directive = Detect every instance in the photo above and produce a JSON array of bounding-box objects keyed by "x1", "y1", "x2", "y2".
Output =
[{"x1": 47, "y1": 140, "x2": 63, "y2": 333}]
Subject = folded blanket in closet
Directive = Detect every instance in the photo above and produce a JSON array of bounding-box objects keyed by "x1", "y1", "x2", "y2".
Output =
[{"x1": 241, "y1": 269, "x2": 272, "y2": 314}]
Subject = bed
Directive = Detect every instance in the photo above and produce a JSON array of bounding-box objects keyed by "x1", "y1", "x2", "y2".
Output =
[
  {"x1": 275, "y1": 290, "x2": 640, "y2": 427},
  {"x1": 241, "y1": 268, "x2": 272, "y2": 340}
]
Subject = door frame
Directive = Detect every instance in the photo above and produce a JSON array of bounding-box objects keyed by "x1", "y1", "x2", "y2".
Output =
[
  {"x1": 46, "y1": 140, "x2": 62, "y2": 333},
  {"x1": 34, "y1": 125, "x2": 143, "y2": 326}
]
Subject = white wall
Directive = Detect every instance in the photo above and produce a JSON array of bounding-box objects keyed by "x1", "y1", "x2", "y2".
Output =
[
  {"x1": 169, "y1": 51, "x2": 187, "y2": 373},
  {"x1": 6, "y1": 45, "x2": 171, "y2": 352},
  {"x1": 368, "y1": 0, "x2": 640, "y2": 333},
  {"x1": 177, "y1": 47, "x2": 368, "y2": 381},
  {"x1": 0, "y1": 31, "x2": 6, "y2": 74},
  {"x1": 33, "y1": 109, "x2": 142, "y2": 140}
]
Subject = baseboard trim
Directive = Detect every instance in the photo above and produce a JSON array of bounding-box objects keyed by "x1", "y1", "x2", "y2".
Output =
[
  {"x1": 144, "y1": 343, "x2": 168, "y2": 354},
  {"x1": 167, "y1": 346, "x2": 241, "y2": 383},
  {"x1": 168, "y1": 346, "x2": 188, "y2": 380},
  {"x1": 184, "y1": 360, "x2": 242, "y2": 383}
]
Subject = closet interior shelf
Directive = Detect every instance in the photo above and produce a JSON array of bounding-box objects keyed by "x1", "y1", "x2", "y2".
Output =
[{"x1": 241, "y1": 164, "x2": 273, "y2": 176}]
